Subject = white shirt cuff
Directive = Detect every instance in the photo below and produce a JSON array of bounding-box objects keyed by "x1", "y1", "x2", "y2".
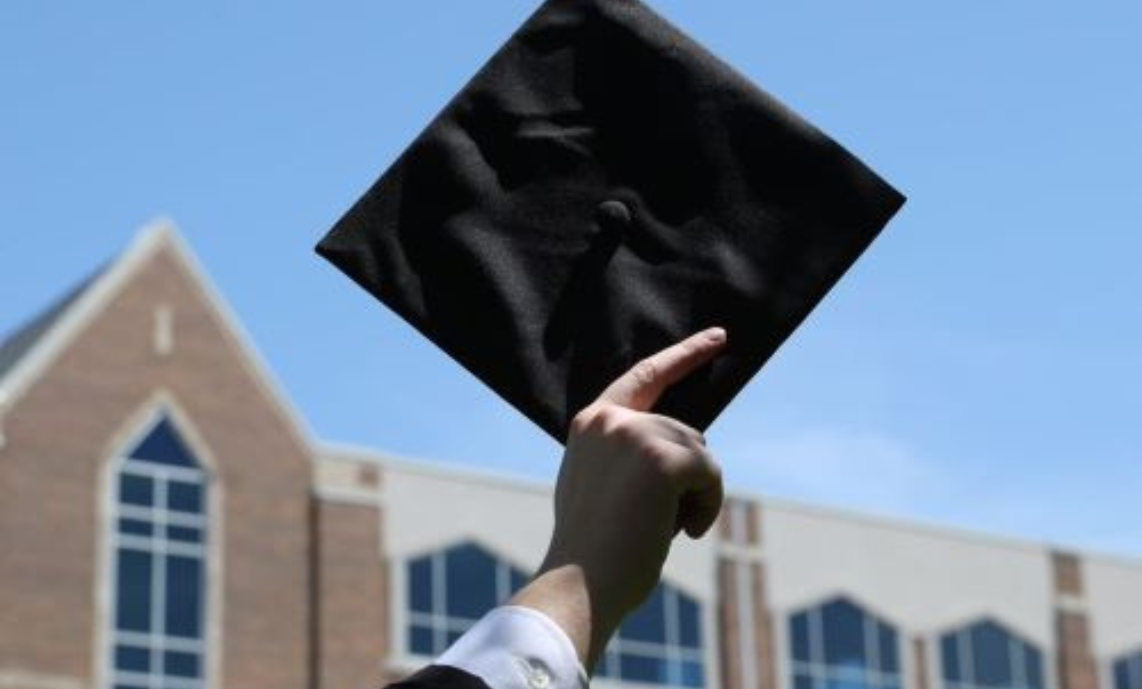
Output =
[{"x1": 436, "y1": 606, "x2": 589, "y2": 689}]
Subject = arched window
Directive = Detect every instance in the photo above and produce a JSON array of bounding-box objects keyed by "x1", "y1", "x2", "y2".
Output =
[
  {"x1": 594, "y1": 583, "x2": 705, "y2": 688},
  {"x1": 109, "y1": 414, "x2": 210, "y2": 689},
  {"x1": 406, "y1": 542, "x2": 529, "y2": 656},
  {"x1": 940, "y1": 620, "x2": 1044, "y2": 689},
  {"x1": 1113, "y1": 650, "x2": 1142, "y2": 689},
  {"x1": 789, "y1": 597, "x2": 901, "y2": 689}
]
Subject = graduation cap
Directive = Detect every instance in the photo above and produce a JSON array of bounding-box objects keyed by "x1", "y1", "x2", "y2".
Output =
[{"x1": 317, "y1": 0, "x2": 905, "y2": 442}]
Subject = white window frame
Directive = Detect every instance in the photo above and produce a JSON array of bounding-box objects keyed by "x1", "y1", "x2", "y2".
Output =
[
  {"x1": 95, "y1": 400, "x2": 222, "y2": 689},
  {"x1": 595, "y1": 585, "x2": 706, "y2": 688},
  {"x1": 789, "y1": 598, "x2": 903, "y2": 689},
  {"x1": 939, "y1": 620, "x2": 1045, "y2": 689},
  {"x1": 1114, "y1": 652, "x2": 1142, "y2": 689},
  {"x1": 405, "y1": 542, "x2": 525, "y2": 658}
]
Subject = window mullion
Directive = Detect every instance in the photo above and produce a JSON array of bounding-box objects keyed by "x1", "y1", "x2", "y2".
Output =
[
  {"x1": 496, "y1": 562, "x2": 509, "y2": 603},
  {"x1": 665, "y1": 588, "x2": 681, "y2": 686},
  {"x1": 960, "y1": 631, "x2": 973, "y2": 689},
  {"x1": 152, "y1": 476, "x2": 168, "y2": 683},
  {"x1": 810, "y1": 606, "x2": 825, "y2": 688},
  {"x1": 864, "y1": 614, "x2": 877, "y2": 688},
  {"x1": 1015, "y1": 634, "x2": 1028, "y2": 689},
  {"x1": 432, "y1": 552, "x2": 446, "y2": 654}
]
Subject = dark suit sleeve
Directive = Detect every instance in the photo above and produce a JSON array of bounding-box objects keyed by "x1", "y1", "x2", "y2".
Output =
[{"x1": 386, "y1": 665, "x2": 494, "y2": 689}]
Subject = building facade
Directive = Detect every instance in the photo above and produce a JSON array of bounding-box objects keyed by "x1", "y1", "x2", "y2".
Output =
[{"x1": 1, "y1": 224, "x2": 1140, "y2": 689}]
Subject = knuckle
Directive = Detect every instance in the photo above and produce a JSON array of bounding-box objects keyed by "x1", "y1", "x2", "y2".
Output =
[
  {"x1": 641, "y1": 440, "x2": 677, "y2": 472},
  {"x1": 569, "y1": 407, "x2": 597, "y2": 436},
  {"x1": 631, "y1": 358, "x2": 659, "y2": 387},
  {"x1": 696, "y1": 447, "x2": 722, "y2": 477},
  {"x1": 592, "y1": 404, "x2": 624, "y2": 431},
  {"x1": 611, "y1": 417, "x2": 645, "y2": 446}
]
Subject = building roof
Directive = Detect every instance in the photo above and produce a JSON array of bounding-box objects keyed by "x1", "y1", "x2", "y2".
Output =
[
  {"x1": 0, "y1": 221, "x2": 313, "y2": 452},
  {"x1": 0, "y1": 264, "x2": 107, "y2": 386},
  {"x1": 5, "y1": 222, "x2": 1138, "y2": 572},
  {"x1": 321, "y1": 440, "x2": 1142, "y2": 570}
]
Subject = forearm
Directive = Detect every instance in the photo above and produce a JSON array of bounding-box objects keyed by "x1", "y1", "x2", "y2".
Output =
[{"x1": 509, "y1": 563, "x2": 620, "y2": 673}]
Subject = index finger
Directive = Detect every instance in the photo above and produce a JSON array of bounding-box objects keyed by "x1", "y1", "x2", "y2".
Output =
[{"x1": 596, "y1": 327, "x2": 727, "y2": 412}]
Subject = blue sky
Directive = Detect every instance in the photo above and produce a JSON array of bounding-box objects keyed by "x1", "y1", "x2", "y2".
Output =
[{"x1": 2, "y1": 1, "x2": 1140, "y2": 556}]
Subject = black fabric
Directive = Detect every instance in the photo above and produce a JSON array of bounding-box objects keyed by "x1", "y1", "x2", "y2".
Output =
[
  {"x1": 386, "y1": 665, "x2": 493, "y2": 689},
  {"x1": 317, "y1": 0, "x2": 905, "y2": 442}
]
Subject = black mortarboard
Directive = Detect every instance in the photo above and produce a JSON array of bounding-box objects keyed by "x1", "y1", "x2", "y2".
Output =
[{"x1": 317, "y1": 0, "x2": 905, "y2": 442}]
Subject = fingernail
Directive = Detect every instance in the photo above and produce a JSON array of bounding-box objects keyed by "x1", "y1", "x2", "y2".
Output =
[{"x1": 705, "y1": 327, "x2": 727, "y2": 344}]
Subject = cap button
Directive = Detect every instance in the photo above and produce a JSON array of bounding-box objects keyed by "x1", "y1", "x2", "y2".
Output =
[{"x1": 596, "y1": 199, "x2": 632, "y2": 232}]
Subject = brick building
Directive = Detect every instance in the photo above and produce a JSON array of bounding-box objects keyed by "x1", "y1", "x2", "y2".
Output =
[{"x1": 1, "y1": 224, "x2": 1140, "y2": 689}]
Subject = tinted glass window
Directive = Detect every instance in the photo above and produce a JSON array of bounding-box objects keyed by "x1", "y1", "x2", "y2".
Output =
[
  {"x1": 115, "y1": 549, "x2": 152, "y2": 632},
  {"x1": 409, "y1": 557, "x2": 433, "y2": 614},
  {"x1": 622, "y1": 653, "x2": 666, "y2": 684},
  {"x1": 406, "y1": 542, "x2": 529, "y2": 657},
  {"x1": 879, "y1": 621, "x2": 899, "y2": 672},
  {"x1": 165, "y1": 555, "x2": 204, "y2": 638},
  {"x1": 792, "y1": 612, "x2": 812, "y2": 662},
  {"x1": 168, "y1": 482, "x2": 203, "y2": 513},
  {"x1": 115, "y1": 645, "x2": 150, "y2": 672},
  {"x1": 510, "y1": 569, "x2": 528, "y2": 593},
  {"x1": 972, "y1": 622, "x2": 1013, "y2": 687},
  {"x1": 789, "y1": 597, "x2": 900, "y2": 689},
  {"x1": 164, "y1": 651, "x2": 200, "y2": 678},
  {"x1": 1025, "y1": 644, "x2": 1044, "y2": 689},
  {"x1": 942, "y1": 635, "x2": 961, "y2": 681},
  {"x1": 119, "y1": 519, "x2": 152, "y2": 537},
  {"x1": 595, "y1": 583, "x2": 704, "y2": 687},
  {"x1": 111, "y1": 414, "x2": 209, "y2": 689},
  {"x1": 622, "y1": 586, "x2": 666, "y2": 643},
  {"x1": 167, "y1": 525, "x2": 203, "y2": 543},
  {"x1": 409, "y1": 625, "x2": 434, "y2": 656},
  {"x1": 445, "y1": 543, "x2": 498, "y2": 619},
  {"x1": 120, "y1": 475, "x2": 154, "y2": 507},
  {"x1": 678, "y1": 594, "x2": 701, "y2": 649},
  {"x1": 822, "y1": 599, "x2": 867, "y2": 669},
  {"x1": 1113, "y1": 653, "x2": 1142, "y2": 689},
  {"x1": 941, "y1": 620, "x2": 1044, "y2": 689},
  {"x1": 680, "y1": 660, "x2": 705, "y2": 688},
  {"x1": 128, "y1": 417, "x2": 198, "y2": 467}
]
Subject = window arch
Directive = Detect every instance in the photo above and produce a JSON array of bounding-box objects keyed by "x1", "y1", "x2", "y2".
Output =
[
  {"x1": 1113, "y1": 650, "x2": 1142, "y2": 689},
  {"x1": 940, "y1": 620, "x2": 1045, "y2": 689},
  {"x1": 108, "y1": 414, "x2": 210, "y2": 689},
  {"x1": 594, "y1": 583, "x2": 705, "y2": 687},
  {"x1": 789, "y1": 597, "x2": 901, "y2": 689},
  {"x1": 406, "y1": 541, "x2": 529, "y2": 656}
]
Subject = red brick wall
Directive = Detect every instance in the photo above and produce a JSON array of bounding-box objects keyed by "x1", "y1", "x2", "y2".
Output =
[
  {"x1": 912, "y1": 637, "x2": 930, "y2": 689},
  {"x1": 315, "y1": 498, "x2": 387, "y2": 689},
  {"x1": 1052, "y1": 551, "x2": 1097, "y2": 689},
  {"x1": 717, "y1": 499, "x2": 774, "y2": 689},
  {"x1": 1056, "y1": 611, "x2": 1098, "y2": 689},
  {"x1": 0, "y1": 243, "x2": 314, "y2": 689}
]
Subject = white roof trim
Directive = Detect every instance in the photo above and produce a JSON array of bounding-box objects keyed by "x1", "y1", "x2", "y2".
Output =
[
  {"x1": 0, "y1": 218, "x2": 315, "y2": 454},
  {"x1": 158, "y1": 222, "x2": 316, "y2": 454},
  {"x1": 319, "y1": 442, "x2": 1142, "y2": 570},
  {"x1": 319, "y1": 440, "x2": 557, "y2": 496},
  {"x1": 0, "y1": 219, "x2": 170, "y2": 405}
]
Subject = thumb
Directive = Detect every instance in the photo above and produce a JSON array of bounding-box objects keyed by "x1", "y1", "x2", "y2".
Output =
[{"x1": 596, "y1": 328, "x2": 727, "y2": 412}]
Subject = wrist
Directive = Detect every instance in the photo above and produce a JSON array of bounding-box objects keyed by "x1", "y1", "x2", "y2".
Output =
[{"x1": 509, "y1": 563, "x2": 621, "y2": 673}]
